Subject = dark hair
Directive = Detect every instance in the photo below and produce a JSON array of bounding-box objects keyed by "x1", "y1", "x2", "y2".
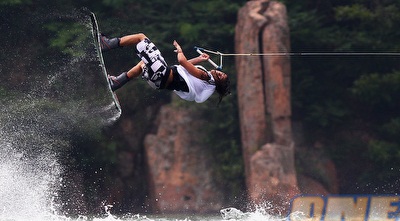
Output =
[
  {"x1": 215, "y1": 73, "x2": 231, "y2": 104},
  {"x1": 196, "y1": 66, "x2": 231, "y2": 104}
]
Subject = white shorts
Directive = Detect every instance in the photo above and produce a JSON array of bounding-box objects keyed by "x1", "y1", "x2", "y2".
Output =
[{"x1": 135, "y1": 38, "x2": 169, "y2": 89}]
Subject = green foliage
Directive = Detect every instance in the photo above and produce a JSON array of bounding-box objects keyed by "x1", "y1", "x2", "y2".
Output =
[
  {"x1": 287, "y1": 0, "x2": 400, "y2": 192},
  {"x1": 352, "y1": 71, "x2": 400, "y2": 106},
  {"x1": 335, "y1": 4, "x2": 375, "y2": 21},
  {"x1": 0, "y1": 0, "x2": 31, "y2": 5},
  {"x1": 381, "y1": 118, "x2": 400, "y2": 142},
  {"x1": 202, "y1": 88, "x2": 245, "y2": 199},
  {"x1": 178, "y1": 22, "x2": 203, "y2": 42},
  {"x1": 307, "y1": 100, "x2": 350, "y2": 128},
  {"x1": 101, "y1": 0, "x2": 133, "y2": 9},
  {"x1": 367, "y1": 139, "x2": 399, "y2": 163},
  {"x1": 46, "y1": 22, "x2": 89, "y2": 57}
]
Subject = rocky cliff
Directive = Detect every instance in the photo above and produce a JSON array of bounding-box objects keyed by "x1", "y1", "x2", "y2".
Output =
[
  {"x1": 235, "y1": 0, "x2": 299, "y2": 212},
  {"x1": 144, "y1": 105, "x2": 224, "y2": 213}
]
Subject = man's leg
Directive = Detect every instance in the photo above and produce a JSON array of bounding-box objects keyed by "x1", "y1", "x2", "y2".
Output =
[
  {"x1": 119, "y1": 33, "x2": 147, "y2": 47},
  {"x1": 101, "y1": 33, "x2": 147, "y2": 52},
  {"x1": 109, "y1": 61, "x2": 144, "y2": 91},
  {"x1": 127, "y1": 61, "x2": 145, "y2": 78}
]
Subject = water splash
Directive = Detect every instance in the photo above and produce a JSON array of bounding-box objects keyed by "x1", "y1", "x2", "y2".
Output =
[
  {"x1": 0, "y1": 8, "x2": 121, "y2": 220},
  {"x1": 220, "y1": 207, "x2": 285, "y2": 221}
]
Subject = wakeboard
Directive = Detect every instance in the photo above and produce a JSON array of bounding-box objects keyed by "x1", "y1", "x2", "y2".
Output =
[{"x1": 89, "y1": 12, "x2": 122, "y2": 113}]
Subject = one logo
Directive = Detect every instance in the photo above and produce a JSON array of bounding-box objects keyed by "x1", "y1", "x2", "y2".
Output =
[{"x1": 288, "y1": 195, "x2": 400, "y2": 220}]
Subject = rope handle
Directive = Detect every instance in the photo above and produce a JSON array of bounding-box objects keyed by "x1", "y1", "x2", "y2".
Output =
[{"x1": 194, "y1": 47, "x2": 223, "y2": 70}]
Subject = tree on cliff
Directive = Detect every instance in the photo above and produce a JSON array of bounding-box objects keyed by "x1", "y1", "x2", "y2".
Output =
[{"x1": 286, "y1": 0, "x2": 400, "y2": 192}]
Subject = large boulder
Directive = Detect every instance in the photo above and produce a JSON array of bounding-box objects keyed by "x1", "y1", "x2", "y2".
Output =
[
  {"x1": 249, "y1": 143, "x2": 299, "y2": 213},
  {"x1": 144, "y1": 105, "x2": 223, "y2": 213}
]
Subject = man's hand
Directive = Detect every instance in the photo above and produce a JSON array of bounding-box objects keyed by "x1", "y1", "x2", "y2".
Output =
[
  {"x1": 198, "y1": 53, "x2": 210, "y2": 61},
  {"x1": 173, "y1": 40, "x2": 182, "y2": 53},
  {"x1": 173, "y1": 41, "x2": 211, "y2": 81}
]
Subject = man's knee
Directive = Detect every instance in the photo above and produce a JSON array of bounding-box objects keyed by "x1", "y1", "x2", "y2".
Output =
[{"x1": 137, "y1": 33, "x2": 147, "y2": 41}]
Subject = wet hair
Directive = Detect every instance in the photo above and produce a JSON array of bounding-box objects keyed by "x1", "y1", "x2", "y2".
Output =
[{"x1": 214, "y1": 72, "x2": 231, "y2": 104}]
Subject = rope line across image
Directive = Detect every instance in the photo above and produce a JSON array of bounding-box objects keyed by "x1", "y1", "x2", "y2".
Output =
[{"x1": 194, "y1": 46, "x2": 400, "y2": 71}]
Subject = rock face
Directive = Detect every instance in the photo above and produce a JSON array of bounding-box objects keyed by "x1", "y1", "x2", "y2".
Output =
[
  {"x1": 235, "y1": 0, "x2": 299, "y2": 212},
  {"x1": 249, "y1": 143, "x2": 298, "y2": 213},
  {"x1": 144, "y1": 105, "x2": 223, "y2": 213}
]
